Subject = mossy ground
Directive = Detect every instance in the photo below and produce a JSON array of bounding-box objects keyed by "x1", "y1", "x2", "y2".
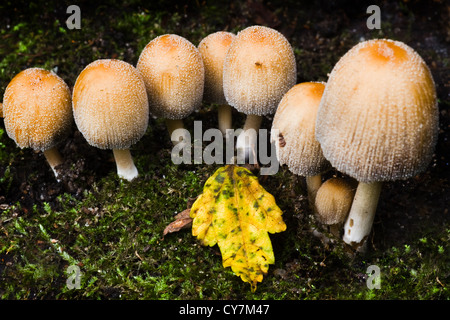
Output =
[{"x1": 0, "y1": 0, "x2": 449, "y2": 300}]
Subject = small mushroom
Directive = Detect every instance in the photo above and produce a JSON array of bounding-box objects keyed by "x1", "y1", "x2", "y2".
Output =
[
  {"x1": 137, "y1": 34, "x2": 204, "y2": 145},
  {"x1": 223, "y1": 25, "x2": 296, "y2": 161},
  {"x1": 271, "y1": 82, "x2": 330, "y2": 204},
  {"x1": 314, "y1": 177, "x2": 355, "y2": 237},
  {"x1": 2, "y1": 68, "x2": 72, "y2": 179},
  {"x1": 72, "y1": 59, "x2": 149, "y2": 181},
  {"x1": 315, "y1": 39, "x2": 439, "y2": 250},
  {"x1": 198, "y1": 31, "x2": 236, "y2": 136}
]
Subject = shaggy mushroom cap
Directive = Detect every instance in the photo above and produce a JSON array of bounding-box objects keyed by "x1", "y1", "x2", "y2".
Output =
[
  {"x1": 198, "y1": 31, "x2": 235, "y2": 104},
  {"x1": 272, "y1": 82, "x2": 329, "y2": 176},
  {"x1": 136, "y1": 34, "x2": 204, "y2": 120},
  {"x1": 223, "y1": 25, "x2": 297, "y2": 116},
  {"x1": 72, "y1": 59, "x2": 149, "y2": 150},
  {"x1": 316, "y1": 39, "x2": 438, "y2": 182},
  {"x1": 3, "y1": 68, "x2": 72, "y2": 151},
  {"x1": 315, "y1": 178, "x2": 355, "y2": 225}
]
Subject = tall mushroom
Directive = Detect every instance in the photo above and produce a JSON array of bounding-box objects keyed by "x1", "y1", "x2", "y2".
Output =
[
  {"x1": 137, "y1": 34, "x2": 204, "y2": 145},
  {"x1": 223, "y1": 25, "x2": 296, "y2": 162},
  {"x1": 72, "y1": 59, "x2": 149, "y2": 181},
  {"x1": 315, "y1": 39, "x2": 439, "y2": 250},
  {"x1": 2, "y1": 68, "x2": 72, "y2": 179},
  {"x1": 271, "y1": 82, "x2": 330, "y2": 204},
  {"x1": 198, "y1": 31, "x2": 236, "y2": 136}
]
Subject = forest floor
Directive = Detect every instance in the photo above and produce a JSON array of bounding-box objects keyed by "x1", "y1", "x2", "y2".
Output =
[{"x1": 0, "y1": 0, "x2": 449, "y2": 300}]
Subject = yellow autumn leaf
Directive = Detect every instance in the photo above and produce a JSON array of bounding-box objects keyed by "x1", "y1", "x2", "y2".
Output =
[{"x1": 190, "y1": 165, "x2": 286, "y2": 291}]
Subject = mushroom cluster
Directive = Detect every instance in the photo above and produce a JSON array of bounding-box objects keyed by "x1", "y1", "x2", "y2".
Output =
[
  {"x1": 315, "y1": 39, "x2": 438, "y2": 250},
  {"x1": 270, "y1": 38, "x2": 438, "y2": 252},
  {"x1": 1, "y1": 26, "x2": 439, "y2": 254},
  {"x1": 0, "y1": 25, "x2": 296, "y2": 181}
]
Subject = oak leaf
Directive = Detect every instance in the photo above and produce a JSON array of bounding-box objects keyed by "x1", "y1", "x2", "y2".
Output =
[{"x1": 190, "y1": 165, "x2": 286, "y2": 291}]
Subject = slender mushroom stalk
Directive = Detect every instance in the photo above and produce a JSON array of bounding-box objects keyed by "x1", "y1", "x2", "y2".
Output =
[
  {"x1": 217, "y1": 104, "x2": 232, "y2": 136},
  {"x1": 315, "y1": 39, "x2": 439, "y2": 251},
  {"x1": 343, "y1": 181, "x2": 382, "y2": 246},
  {"x1": 236, "y1": 114, "x2": 262, "y2": 161},
  {"x1": 72, "y1": 59, "x2": 149, "y2": 182},
  {"x1": 223, "y1": 26, "x2": 297, "y2": 163},
  {"x1": 137, "y1": 34, "x2": 204, "y2": 146},
  {"x1": 2, "y1": 68, "x2": 72, "y2": 180},
  {"x1": 198, "y1": 31, "x2": 236, "y2": 137},
  {"x1": 271, "y1": 82, "x2": 330, "y2": 205},
  {"x1": 165, "y1": 119, "x2": 189, "y2": 145},
  {"x1": 43, "y1": 147, "x2": 64, "y2": 178},
  {"x1": 113, "y1": 149, "x2": 139, "y2": 181}
]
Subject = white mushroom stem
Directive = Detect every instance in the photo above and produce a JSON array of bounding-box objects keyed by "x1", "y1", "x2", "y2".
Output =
[
  {"x1": 112, "y1": 148, "x2": 138, "y2": 181},
  {"x1": 218, "y1": 104, "x2": 232, "y2": 136},
  {"x1": 236, "y1": 114, "x2": 263, "y2": 163},
  {"x1": 306, "y1": 174, "x2": 322, "y2": 205},
  {"x1": 43, "y1": 147, "x2": 63, "y2": 179},
  {"x1": 343, "y1": 181, "x2": 383, "y2": 247}
]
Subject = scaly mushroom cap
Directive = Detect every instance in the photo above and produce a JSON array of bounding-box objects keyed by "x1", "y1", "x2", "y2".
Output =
[
  {"x1": 72, "y1": 59, "x2": 149, "y2": 150},
  {"x1": 272, "y1": 82, "x2": 329, "y2": 176},
  {"x1": 314, "y1": 178, "x2": 354, "y2": 225},
  {"x1": 223, "y1": 25, "x2": 297, "y2": 116},
  {"x1": 316, "y1": 39, "x2": 438, "y2": 182},
  {"x1": 3, "y1": 68, "x2": 72, "y2": 151},
  {"x1": 136, "y1": 34, "x2": 204, "y2": 120},
  {"x1": 198, "y1": 31, "x2": 236, "y2": 104}
]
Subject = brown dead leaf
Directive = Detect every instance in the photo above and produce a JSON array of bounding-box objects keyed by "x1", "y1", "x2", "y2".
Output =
[{"x1": 162, "y1": 208, "x2": 193, "y2": 238}]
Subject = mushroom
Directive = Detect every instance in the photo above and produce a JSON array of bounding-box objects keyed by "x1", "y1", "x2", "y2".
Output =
[
  {"x1": 198, "y1": 31, "x2": 236, "y2": 136},
  {"x1": 315, "y1": 39, "x2": 439, "y2": 250},
  {"x1": 2, "y1": 68, "x2": 72, "y2": 179},
  {"x1": 314, "y1": 177, "x2": 355, "y2": 237},
  {"x1": 271, "y1": 82, "x2": 330, "y2": 204},
  {"x1": 136, "y1": 34, "x2": 204, "y2": 145},
  {"x1": 223, "y1": 25, "x2": 296, "y2": 162},
  {"x1": 72, "y1": 59, "x2": 149, "y2": 181}
]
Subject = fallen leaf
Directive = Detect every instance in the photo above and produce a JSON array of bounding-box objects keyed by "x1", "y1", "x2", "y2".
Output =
[
  {"x1": 190, "y1": 165, "x2": 286, "y2": 291},
  {"x1": 163, "y1": 208, "x2": 193, "y2": 238}
]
